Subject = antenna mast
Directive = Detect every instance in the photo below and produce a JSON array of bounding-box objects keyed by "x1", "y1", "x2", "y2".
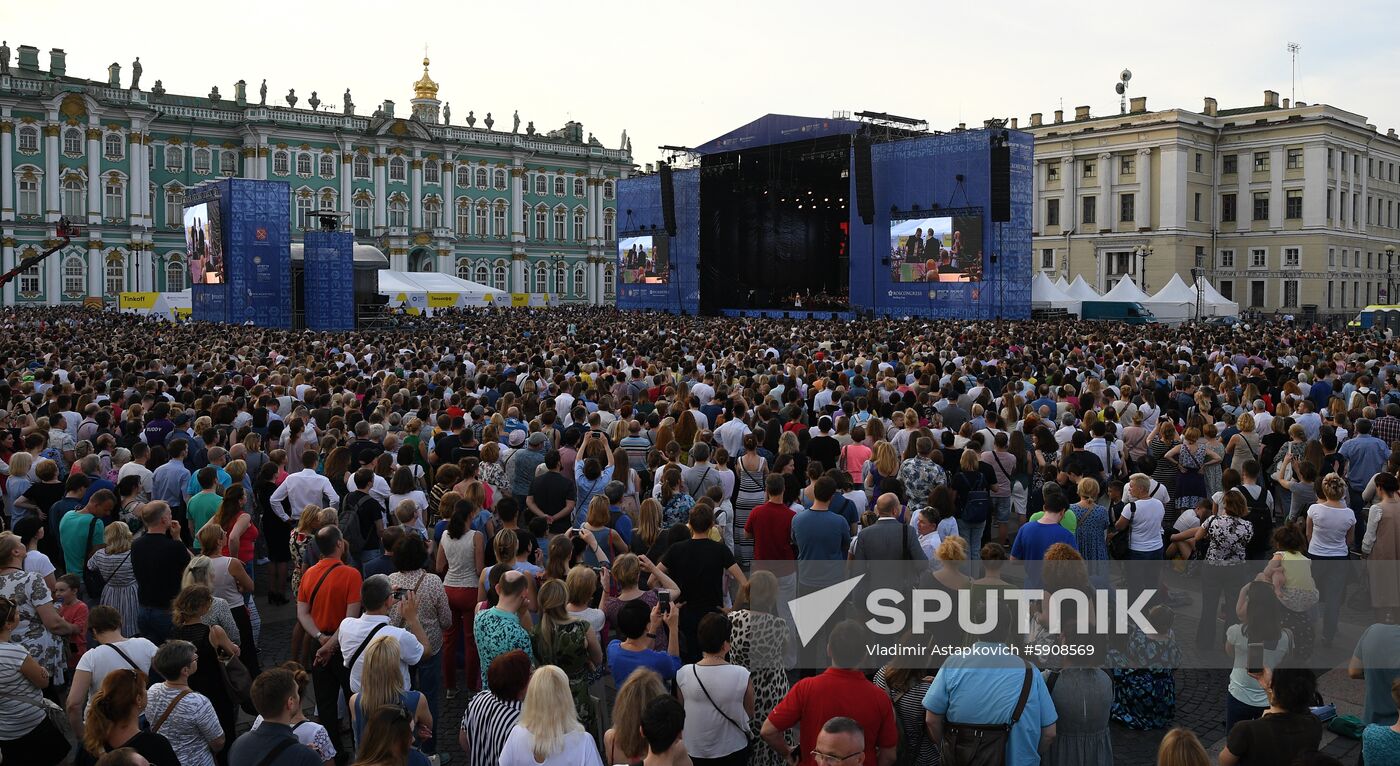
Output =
[
  {"x1": 1287, "y1": 42, "x2": 1301, "y2": 103},
  {"x1": 1115, "y1": 69, "x2": 1133, "y2": 115}
]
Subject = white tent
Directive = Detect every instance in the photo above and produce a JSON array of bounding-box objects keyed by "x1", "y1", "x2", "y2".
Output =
[
  {"x1": 1194, "y1": 277, "x2": 1240, "y2": 317},
  {"x1": 1100, "y1": 275, "x2": 1152, "y2": 303},
  {"x1": 1065, "y1": 275, "x2": 1102, "y2": 301},
  {"x1": 1144, "y1": 274, "x2": 1197, "y2": 324},
  {"x1": 376, "y1": 271, "x2": 508, "y2": 313},
  {"x1": 1054, "y1": 276, "x2": 1071, "y2": 292},
  {"x1": 1032, "y1": 272, "x2": 1080, "y2": 315},
  {"x1": 118, "y1": 290, "x2": 192, "y2": 321}
]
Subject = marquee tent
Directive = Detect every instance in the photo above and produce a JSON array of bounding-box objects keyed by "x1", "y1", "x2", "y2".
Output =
[
  {"x1": 1031, "y1": 271, "x2": 1080, "y2": 315},
  {"x1": 1065, "y1": 275, "x2": 1102, "y2": 301},
  {"x1": 377, "y1": 271, "x2": 508, "y2": 313},
  {"x1": 1194, "y1": 277, "x2": 1240, "y2": 317},
  {"x1": 1100, "y1": 275, "x2": 1152, "y2": 303},
  {"x1": 1144, "y1": 274, "x2": 1197, "y2": 324}
]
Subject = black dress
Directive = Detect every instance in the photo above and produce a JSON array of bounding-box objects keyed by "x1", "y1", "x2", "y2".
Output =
[
  {"x1": 75, "y1": 730, "x2": 180, "y2": 766},
  {"x1": 170, "y1": 621, "x2": 237, "y2": 754}
]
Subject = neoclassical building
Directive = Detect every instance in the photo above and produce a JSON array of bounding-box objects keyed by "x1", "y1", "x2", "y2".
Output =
[{"x1": 0, "y1": 45, "x2": 631, "y2": 306}]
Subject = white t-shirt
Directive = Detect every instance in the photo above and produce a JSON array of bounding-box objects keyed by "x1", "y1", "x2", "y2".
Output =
[
  {"x1": 76, "y1": 639, "x2": 158, "y2": 706},
  {"x1": 338, "y1": 615, "x2": 425, "y2": 693},
  {"x1": 498, "y1": 727, "x2": 602, "y2": 766},
  {"x1": 1306, "y1": 503, "x2": 1356, "y2": 557},
  {"x1": 1121, "y1": 498, "x2": 1166, "y2": 552},
  {"x1": 675, "y1": 663, "x2": 753, "y2": 758},
  {"x1": 23, "y1": 549, "x2": 55, "y2": 580},
  {"x1": 117, "y1": 462, "x2": 154, "y2": 498},
  {"x1": 1173, "y1": 508, "x2": 1201, "y2": 533}
]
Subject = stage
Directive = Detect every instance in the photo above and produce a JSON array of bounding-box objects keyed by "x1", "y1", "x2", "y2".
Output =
[{"x1": 617, "y1": 114, "x2": 1033, "y2": 320}]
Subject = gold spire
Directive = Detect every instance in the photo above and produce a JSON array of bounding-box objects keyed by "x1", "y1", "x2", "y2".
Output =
[{"x1": 413, "y1": 56, "x2": 439, "y2": 100}]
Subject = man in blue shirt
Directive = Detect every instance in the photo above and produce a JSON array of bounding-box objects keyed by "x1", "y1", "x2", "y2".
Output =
[
  {"x1": 606, "y1": 598, "x2": 681, "y2": 686},
  {"x1": 184, "y1": 446, "x2": 232, "y2": 497},
  {"x1": 151, "y1": 438, "x2": 193, "y2": 543},
  {"x1": 1010, "y1": 487, "x2": 1078, "y2": 588},
  {"x1": 1340, "y1": 418, "x2": 1391, "y2": 548},
  {"x1": 791, "y1": 477, "x2": 852, "y2": 595},
  {"x1": 924, "y1": 604, "x2": 1058, "y2": 765}
]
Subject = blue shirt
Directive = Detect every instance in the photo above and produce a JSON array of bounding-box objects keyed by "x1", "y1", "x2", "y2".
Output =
[
  {"x1": 185, "y1": 466, "x2": 232, "y2": 497},
  {"x1": 923, "y1": 644, "x2": 1057, "y2": 766},
  {"x1": 609, "y1": 505, "x2": 633, "y2": 544},
  {"x1": 791, "y1": 507, "x2": 852, "y2": 587},
  {"x1": 1010, "y1": 520, "x2": 1078, "y2": 588},
  {"x1": 607, "y1": 639, "x2": 681, "y2": 686},
  {"x1": 151, "y1": 460, "x2": 191, "y2": 507},
  {"x1": 1340, "y1": 435, "x2": 1390, "y2": 490}
]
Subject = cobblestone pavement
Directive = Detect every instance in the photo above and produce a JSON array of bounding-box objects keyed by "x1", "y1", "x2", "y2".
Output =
[{"x1": 249, "y1": 568, "x2": 1366, "y2": 766}]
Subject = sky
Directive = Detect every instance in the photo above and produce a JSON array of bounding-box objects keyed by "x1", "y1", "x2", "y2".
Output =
[{"x1": 4, "y1": 0, "x2": 1400, "y2": 167}]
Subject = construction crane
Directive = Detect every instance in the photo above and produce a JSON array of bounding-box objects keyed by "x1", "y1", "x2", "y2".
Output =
[{"x1": 0, "y1": 217, "x2": 81, "y2": 290}]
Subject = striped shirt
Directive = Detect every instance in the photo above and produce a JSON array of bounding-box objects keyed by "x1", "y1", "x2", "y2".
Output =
[
  {"x1": 460, "y1": 690, "x2": 522, "y2": 766},
  {"x1": 146, "y1": 683, "x2": 224, "y2": 766},
  {"x1": 0, "y1": 641, "x2": 46, "y2": 740}
]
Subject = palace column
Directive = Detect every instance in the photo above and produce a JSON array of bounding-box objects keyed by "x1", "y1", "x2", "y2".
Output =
[
  {"x1": 87, "y1": 239, "x2": 102, "y2": 298},
  {"x1": 373, "y1": 152, "x2": 387, "y2": 230},
  {"x1": 410, "y1": 154, "x2": 423, "y2": 229},
  {"x1": 44, "y1": 123, "x2": 60, "y2": 223},
  {"x1": 86, "y1": 127, "x2": 101, "y2": 225}
]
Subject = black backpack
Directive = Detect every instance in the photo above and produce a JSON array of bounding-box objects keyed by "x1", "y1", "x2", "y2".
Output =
[
  {"x1": 962, "y1": 472, "x2": 991, "y2": 524},
  {"x1": 338, "y1": 491, "x2": 378, "y2": 557}
]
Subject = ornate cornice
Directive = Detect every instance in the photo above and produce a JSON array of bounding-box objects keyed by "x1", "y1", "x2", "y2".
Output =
[
  {"x1": 43, "y1": 125, "x2": 61, "y2": 138},
  {"x1": 86, "y1": 128, "x2": 103, "y2": 141}
]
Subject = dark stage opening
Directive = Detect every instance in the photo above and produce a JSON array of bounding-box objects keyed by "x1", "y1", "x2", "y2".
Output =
[{"x1": 698, "y1": 136, "x2": 851, "y2": 314}]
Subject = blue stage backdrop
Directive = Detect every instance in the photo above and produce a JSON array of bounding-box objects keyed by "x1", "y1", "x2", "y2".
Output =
[
  {"x1": 303, "y1": 230, "x2": 355, "y2": 331},
  {"x1": 618, "y1": 117, "x2": 1032, "y2": 319},
  {"x1": 187, "y1": 179, "x2": 292, "y2": 327}
]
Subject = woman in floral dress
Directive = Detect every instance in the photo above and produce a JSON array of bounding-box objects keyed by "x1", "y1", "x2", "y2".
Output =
[
  {"x1": 1109, "y1": 619, "x2": 1182, "y2": 730},
  {"x1": 728, "y1": 572, "x2": 791, "y2": 766},
  {"x1": 0, "y1": 532, "x2": 77, "y2": 685}
]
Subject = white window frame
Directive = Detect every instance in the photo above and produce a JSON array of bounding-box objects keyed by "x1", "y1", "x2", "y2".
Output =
[
  {"x1": 1283, "y1": 247, "x2": 1301, "y2": 268},
  {"x1": 319, "y1": 154, "x2": 336, "y2": 179},
  {"x1": 492, "y1": 262, "x2": 507, "y2": 291},
  {"x1": 62, "y1": 254, "x2": 86, "y2": 296},
  {"x1": 296, "y1": 152, "x2": 313, "y2": 177},
  {"x1": 192, "y1": 147, "x2": 212, "y2": 175},
  {"x1": 476, "y1": 201, "x2": 488, "y2": 236},
  {"x1": 353, "y1": 154, "x2": 371, "y2": 180},
  {"x1": 603, "y1": 209, "x2": 615, "y2": 241},
  {"x1": 388, "y1": 196, "x2": 408, "y2": 228},
  {"x1": 165, "y1": 144, "x2": 184, "y2": 172},
  {"x1": 389, "y1": 156, "x2": 407, "y2": 182},
  {"x1": 423, "y1": 197, "x2": 443, "y2": 230},
  {"x1": 476, "y1": 168, "x2": 489, "y2": 189},
  {"x1": 220, "y1": 150, "x2": 237, "y2": 176},
  {"x1": 273, "y1": 150, "x2": 290, "y2": 176},
  {"x1": 493, "y1": 202, "x2": 507, "y2": 237},
  {"x1": 165, "y1": 257, "x2": 186, "y2": 292},
  {"x1": 573, "y1": 265, "x2": 586, "y2": 296},
  {"x1": 534, "y1": 263, "x2": 548, "y2": 293},
  {"x1": 62, "y1": 127, "x2": 83, "y2": 156},
  {"x1": 164, "y1": 185, "x2": 184, "y2": 228},
  {"x1": 62, "y1": 176, "x2": 85, "y2": 218},
  {"x1": 493, "y1": 169, "x2": 507, "y2": 190},
  {"x1": 553, "y1": 206, "x2": 566, "y2": 241},
  {"x1": 535, "y1": 205, "x2": 548, "y2": 240},
  {"x1": 573, "y1": 178, "x2": 585, "y2": 197},
  {"x1": 295, "y1": 193, "x2": 313, "y2": 229},
  {"x1": 554, "y1": 176, "x2": 566, "y2": 197},
  {"x1": 424, "y1": 160, "x2": 440, "y2": 185},
  {"x1": 105, "y1": 254, "x2": 125, "y2": 296},
  {"x1": 103, "y1": 133, "x2": 125, "y2": 160},
  {"x1": 17, "y1": 125, "x2": 40, "y2": 153},
  {"x1": 353, "y1": 196, "x2": 372, "y2": 231},
  {"x1": 603, "y1": 180, "x2": 615, "y2": 199},
  {"x1": 534, "y1": 175, "x2": 547, "y2": 195},
  {"x1": 574, "y1": 209, "x2": 586, "y2": 242},
  {"x1": 457, "y1": 166, "x2": 472, "y2": 188},
  {"x1": 1249, "y1": 248, "x2": 1267, "y2": 269},
  {"x1": 16, "y1": 172, "x2": 41, "y2": 217},
  {"x1": 474, "y1": 262, "x2": 489, "y2": 285},
  {"x1": 604, "y1": 265, "x2": 614, "y2": 297},
  {"x1": 456, "y1": 199, "x2": 471, "y2": 236},
  {"x1": 17, "y1": 260, "x2": 40, "y2": 294},
  {"x1": 103, "y1": 176, "x2": 126, "y2": 220},
  {"x1": 1218, "y1": 249, "x2": 1235, "y2": 269}
]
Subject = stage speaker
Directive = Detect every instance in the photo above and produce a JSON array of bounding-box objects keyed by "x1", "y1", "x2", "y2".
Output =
[
  {"x1": 659, "y1": 161, "x2": 677, "y2": 236},
  {"x1": 853, "y1": 134, "x2": 874, "y2": 225},
  {"x1": 990, "y1": 142, "x2": 1011, "y2": 222}
]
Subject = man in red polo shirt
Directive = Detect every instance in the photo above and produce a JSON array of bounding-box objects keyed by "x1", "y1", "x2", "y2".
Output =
[
  {"x1": 745, "y1": 473, "x2": 798, "y2": 638},
  {"x1": 297, "y1": 525, "x2": 362, "y2": 758},
  {"x1": 761, "y1": 620, "x2": 898, "y2": 766}
]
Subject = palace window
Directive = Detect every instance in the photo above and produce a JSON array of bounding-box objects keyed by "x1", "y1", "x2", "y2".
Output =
[
  {"x1": 319, "y1": 154, "x2": 336, "y2": 179},
  {"x1": 535, "y1": 206, "x2": 548, "y2": 240},
  {"x1": 165, "y1": 258, "x2": 186, "y2": 291},
  {"x1": 353, "y1": 154, "x2": 371, "y2": 179},
  {"x1": 573, "y1": 178, "x2": 584, "y2": 197},
  {"x1": 574, "y1": 209, "x2": 585, "y2": 242},
  {"x1": 17, "y1": 176, "x2": 40, "y2": 216},
  {"x1": 1284, "y1": 247, "x2": 1301, "y2": 268},
  {"x1": 1081, "y1": 196, "x2": 1096, "y2": 225},
  {"x1": 163, "y1": 185, "x2": 184, "y2": 227},
  {"x1": 104, "y1": 133, "x2": 125, "y2": 160},
  {"x1": 1286, "y1": 190, "x2": 1303, "y2": 219},
  {"x1": 456, "y1": 201, "x2": 471, "y2": 235},
  {"x1": 424, "y1": 160, "x2": 440, "y2": 184},
  {"x1": 1250, "y1": 248, "x2": 1267, "y2": 268},
  {"x1": 1223, "y1": 154, "x2": 1238, "y2": 174},
  {"x1": 105, "y1": 255, "x2": 125, "y2": 295},
  {"x1": 1119, "y1": 193, "x2": 1134, "y2": 222},
  {"x1": 493, "y1": 169, "x2": 507, "y2": 190},
  {"x1": 388, "y1": 197, "x2": 408, "y2": 228},
  {"x1": 1221, "y1": 193, "x2": 1237, "y2": 223},
  {"x1": 296, "y1": 153, "x2": 313, "y2": 176},
  {"x1": 1254, "y1": 152, "x2": 1269, "y2": 171},
  {"x1": 603, "y1": 209, "x2": 615, "y2": 241},
  {"x1": 476, "y1": 201, "x2": 488, "y2": 236},
  {"x1": 17, "y1": 125, "x2": 39, "y2": 152},
  {"x1": 604, "y1": 266, "x2": 614, "y2": 296},
  {"x1": 554, "y1": 265, "x2": 566, "y2": 295},
  {"x1": 1045, "y1": 198, "x2": 1059, "y2": 227},
  {"x1": 1253, "y1": 192, "x2": 1269, "y2": 221},
  {"x1": 492, "y1": 263, "x2": 507, "y2": 291},
  {"x1": 534, "y1": 263, "x2": 548, "y2": 293},
  {"x1": 193, "y1": 148, "x2": 212, "y2": 174},
  {"x1": 295, "y1": 194, "x2": 313, "y2": 229},
  {"x1": 318, "y1": 191, "x2": 336, "y2": 211},
  {"x1": 553, "y1": 207, "x2": 566, "y2": 240},
  {"x1": 603, "y1": 180, "x2": 615, "y2": 199},
  {"x1": 353, "y1": 197, "x2": 371, "y2": 232},
  {"x1": 474, "y1": 262, "x2": 489, "y2": 285},
  {"x1": 62, "y1": 178, "x2": 85, "y2": 218},
  {"x1": 1040, "y1": 248, "x2": 1054, "y2": 270},
  {"x1": 1218, "y1": 250, "x2": 1235, "y2": 269},
  {"x1": 554, "y1": 177, "x2": 566, "y2": 196},
  {"x1": 62, "y1": 128, "x2": 83, "y2": 156},
  {"x1": 1287, "y1": 149, "x2": 1303, "y2": 169},
  {"x1": 493, "y1": 202, "x2": 506, "y2": 237},
  {"x1": 165, "y1": 145, "x2": 184, "y2": 172},
  {"x1": 18, "y1": 264, "x2": 40, "y2": 294},
  {"x1": 220, "y1": 151, "x2": 237, "y2": 175},
  {"x1": 389, "y1": 156, "x2": 407, "y2": 182},
  {"x1": 1120, "y1": 157, "x2": 1134, "y2": 176},
  {"x1": 573, "y1": 265, "x2": 586, "y2": 297},
  {"x1": 104, "y1": 178, "x2": 125, "y2": 220},
  {"x1": 62, "y1": 255, "x2": 85, "y2": 296},
  {"x1": 534, "y1": 175, "x2": 547, "y2": 195},
  {"x1": 476, "y1": 168, "x2": 489, "y2": 188},
  {"x1": 423, "y1": 198, "x2": 442, "y2": 230},
  {"x1": 457, "y1": 166, "x2": 473, "y2": 188},
  {"x1": 273, "y1": 150, "x2": 290, "y2": 175}
]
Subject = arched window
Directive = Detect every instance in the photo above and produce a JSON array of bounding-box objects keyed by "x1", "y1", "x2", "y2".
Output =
[
  {"x1": 165, "y1": 145, "x2": 184, "y2": 172},
  {"x1": 220, "y1": 151, "x2": 237, "y2": 175},
  {"x1": 554, "y1": 177, "x2": 566, "y2": 197},
  {"x1": 493, "y1": 169, "x2": 507, "y2": 189},
  {"x1": 63, "y1": 128, "x2": 83, "y2": 156},
  {"x1": 492, "y1": 202, "x2": 507, "y2": 237},
  {"x1": 603, "y1": 209, "x2": 615, "y2": 241},
  {"x1": 62, "y1": 254, "x2": 86, "y2": 296},
  {"x1": 388, "y1": 196, "x2": 408, "y2": 228},
  {"x1": 273, "y1": 150, "x2": 290, "y2": 175},
  {"x1": 319, "y1": 154, "x2": 336, "y2": 178},
  {"x1": 105, "y1": 254, "x2": 125, "y2": 295},
  {"x1": 534, "y1": 205, "x2": 548, "y2": 240},
  {"x1": 475, "y1": 262, "x2": 489, "y2": 285},
  {"x1": 456, "y1": 259, "x2": 472, "y2": 280},
  {"x1": 573, "y1": 208, "x2": 586, "y2": 242},
  {"x1": 573, "y1": 178, "x2": 585, "y2": 197},
  {"x1": 534, "y1": 263, "x2": 548, "y2": 294},
  {"x1": 318, "y1": 190, "x2": 336, "y2": 211},
  {"x1": 62, "y1": 177, "x2": 85, "y2": 218},
  {"x1": 573, "y1": 265, "x2": 586, "y2": 297},
  {"x1": 456, "y1": 200, "x2": 472, "y2": 235},
  {"x1": 192, "y1": 147, "x2": 212, "y2": 174},
  {"x1": 353, "y1": 196, "x2": 372, "y2": 232},
  {"x1": 534, "y1": 175, "x2": 548, "y2": 195},
  {"x1": 353, "y1": 154, "x2": 371, "y2": 179},
  {"x1": 17, "y1": 125, "x2": 39, "y2": 153},
  {"x1": 603, "y1": 180, "x2": 615, "y2": 199},
  {"x1": 604, "y1": 265, "x2": 615, "y2": 297},
  {"x1": 553, "y1": 206, "x2": 566, "y2": 240},
  {"x1": 424, "y1": 160, "x2": 440, "y2": 184},
  {"x1": 476, "y1": 168, "x2": 489, "y2": 189},
  {"x1": 492, "y1": 262, "x2": 507, "y2": 291},
  {"x1": 520, "y1": 206, "x2": 530, "y2": 239},
  {"x1": 423, "y1": 197, "x2": 442, "y2": 229},
  {"x1": 457, "y1": 166, "x2": 473, "y2": 188},
  {"x1": 165, "y1": 257, "x2": 186, "y2": 291},
  {"x1": 554, "y1": 264, "x2": 567, "y2": 295},
  {"x1": 295, "y1": 192, "x2": 313, "y2": 229},
  {"x1": 103, "y1": 133, "x2": 124, "y2": 160},
  {"x1": 17, "y1": 260, "x2": 40, "y2": 294},
  {"x1": 104, "y1": 177, "x2": 126, "y2": 220},
  {"x1": 389, "y1": 156, "x2": 407, "y2": 182},
  {"x1": 475, "y1": 201, "x2": 488, "y2": 236},
  {"x1": 296, "y1": 152, "x2": 313, "y2": 176},
  {"x1": 16, "y1": 172, "x2": 40, "y2": 216}
]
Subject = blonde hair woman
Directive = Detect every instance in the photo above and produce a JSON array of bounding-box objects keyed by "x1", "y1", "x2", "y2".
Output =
[
  {"x1": 864, "y1": 440, "x2": 901, "y2": 502},
  {"x1": 530, "y1": 579, "x2": 603, "y2": 729},
  {"x1": 498, "y1": 665, "x2": 602, "y2": 766},
  {"x1": 728, "y1": 571, "x2": 791, "y2": 766},
  {"x1": 348, "y1": 635, "x2": 432, "y2": 748},
  {"x1": 603, "y1": 669, "x2": 667, "y2": 766},
  {"x1": 1227, "y1": 413, "x2": 1261, "y2": 475},
  {"x1": 86, "y1": 521, "x2": 139, "y2": 635}
]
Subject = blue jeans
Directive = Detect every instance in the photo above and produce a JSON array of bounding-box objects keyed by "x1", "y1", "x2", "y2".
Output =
[
  {"x1": 138, "y1": 606, "x2": 173, "y2": 645},
  {"x1": 1127, "y1": 547, "x2": 1163, "y2": 602},
  {"x1": 1309, "y1": 553, "x2": 1351, "y2": 641},
  {"x1": 414, "y1": 650, "x2": 442, "y2": 754},
  {"x1": 957, "y1": 519, "x2": 986, "y2": 560}
]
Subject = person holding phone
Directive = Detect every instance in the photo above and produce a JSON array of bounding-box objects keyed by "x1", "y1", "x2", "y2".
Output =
[{"x1": 1224, "y1": 581, "x2": 1293, "y2": 732}]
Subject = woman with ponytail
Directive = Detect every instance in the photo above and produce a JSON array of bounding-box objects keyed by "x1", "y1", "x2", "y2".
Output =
[{"x1": 1306, "y1": 472, "x2": 1356, "y2": 647}]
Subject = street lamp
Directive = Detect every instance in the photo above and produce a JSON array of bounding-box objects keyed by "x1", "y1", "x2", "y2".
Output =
[
  {"x1": 1387, "y1": 245, "x2": 1396, "y2": 305},
  {"x1": 1133, "y1": 245, "x2": 1154, "y2": 292}
]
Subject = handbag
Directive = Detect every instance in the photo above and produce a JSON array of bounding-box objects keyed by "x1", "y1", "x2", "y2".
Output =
[
  {"x1": 81, "y1": 516, "x2": 104, "y2": 597},
  {"x1": 1108, "y1": 502, "x2": 1134, "y2": 560},
  {"x1": 219, "y1": 648, "x2": 254, "y2": 713},
  {"x1": 939, "y1": 663, "x2": 1033, "y2": 766}
]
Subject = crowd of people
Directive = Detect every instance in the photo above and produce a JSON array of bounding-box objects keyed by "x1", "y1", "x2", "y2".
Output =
[{"x1": 0, "y1": 306, "x2": 1396, "y2": 766}]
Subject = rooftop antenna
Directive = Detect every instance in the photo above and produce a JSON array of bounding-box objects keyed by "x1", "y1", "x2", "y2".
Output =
[
  {"x1": 1287, "y1": 42, "x2": 1301, "y2": 103},
  {"x1": 1115, "y1": 69, "x2": 1132, "y2": 115}
]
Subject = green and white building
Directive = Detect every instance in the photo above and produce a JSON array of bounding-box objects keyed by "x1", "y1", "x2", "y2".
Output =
[{"x1": 0, "y1": 45, "x2": 631, "y2": 305}]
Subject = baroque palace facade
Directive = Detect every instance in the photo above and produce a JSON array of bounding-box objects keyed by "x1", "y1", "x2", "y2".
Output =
[{"x1": 0, "y1": 44, "x2": 631, "y2": 306}]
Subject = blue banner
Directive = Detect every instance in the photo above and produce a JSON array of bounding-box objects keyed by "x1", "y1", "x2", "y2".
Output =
[{"x1": 302, "y1": 231, "x2": 355, "y2": 331}]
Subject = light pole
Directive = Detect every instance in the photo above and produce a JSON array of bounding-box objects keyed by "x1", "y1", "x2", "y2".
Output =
[
  {"x1": 1387, "y1": 244, "x2": 1395, "y2": 305},
  {"x1": 1133, "y1": 244, "x2": 1154, "y2": 292}
]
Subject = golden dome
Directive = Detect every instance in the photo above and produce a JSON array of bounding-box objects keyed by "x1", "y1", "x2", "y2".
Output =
[{"x1": 413, "y1": 57, "x2": 439, "y2": 100}]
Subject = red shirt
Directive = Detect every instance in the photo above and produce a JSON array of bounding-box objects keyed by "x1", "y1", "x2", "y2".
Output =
[
  {"x1": 745, "y1": 501, "x2": 797, "y2": 575},
  {"x1": 766, "y1": 668, "x2": 898, "y2": 766},
  {"x1": 297, "y1": 558, "x2": 363, "y2": 633}
]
